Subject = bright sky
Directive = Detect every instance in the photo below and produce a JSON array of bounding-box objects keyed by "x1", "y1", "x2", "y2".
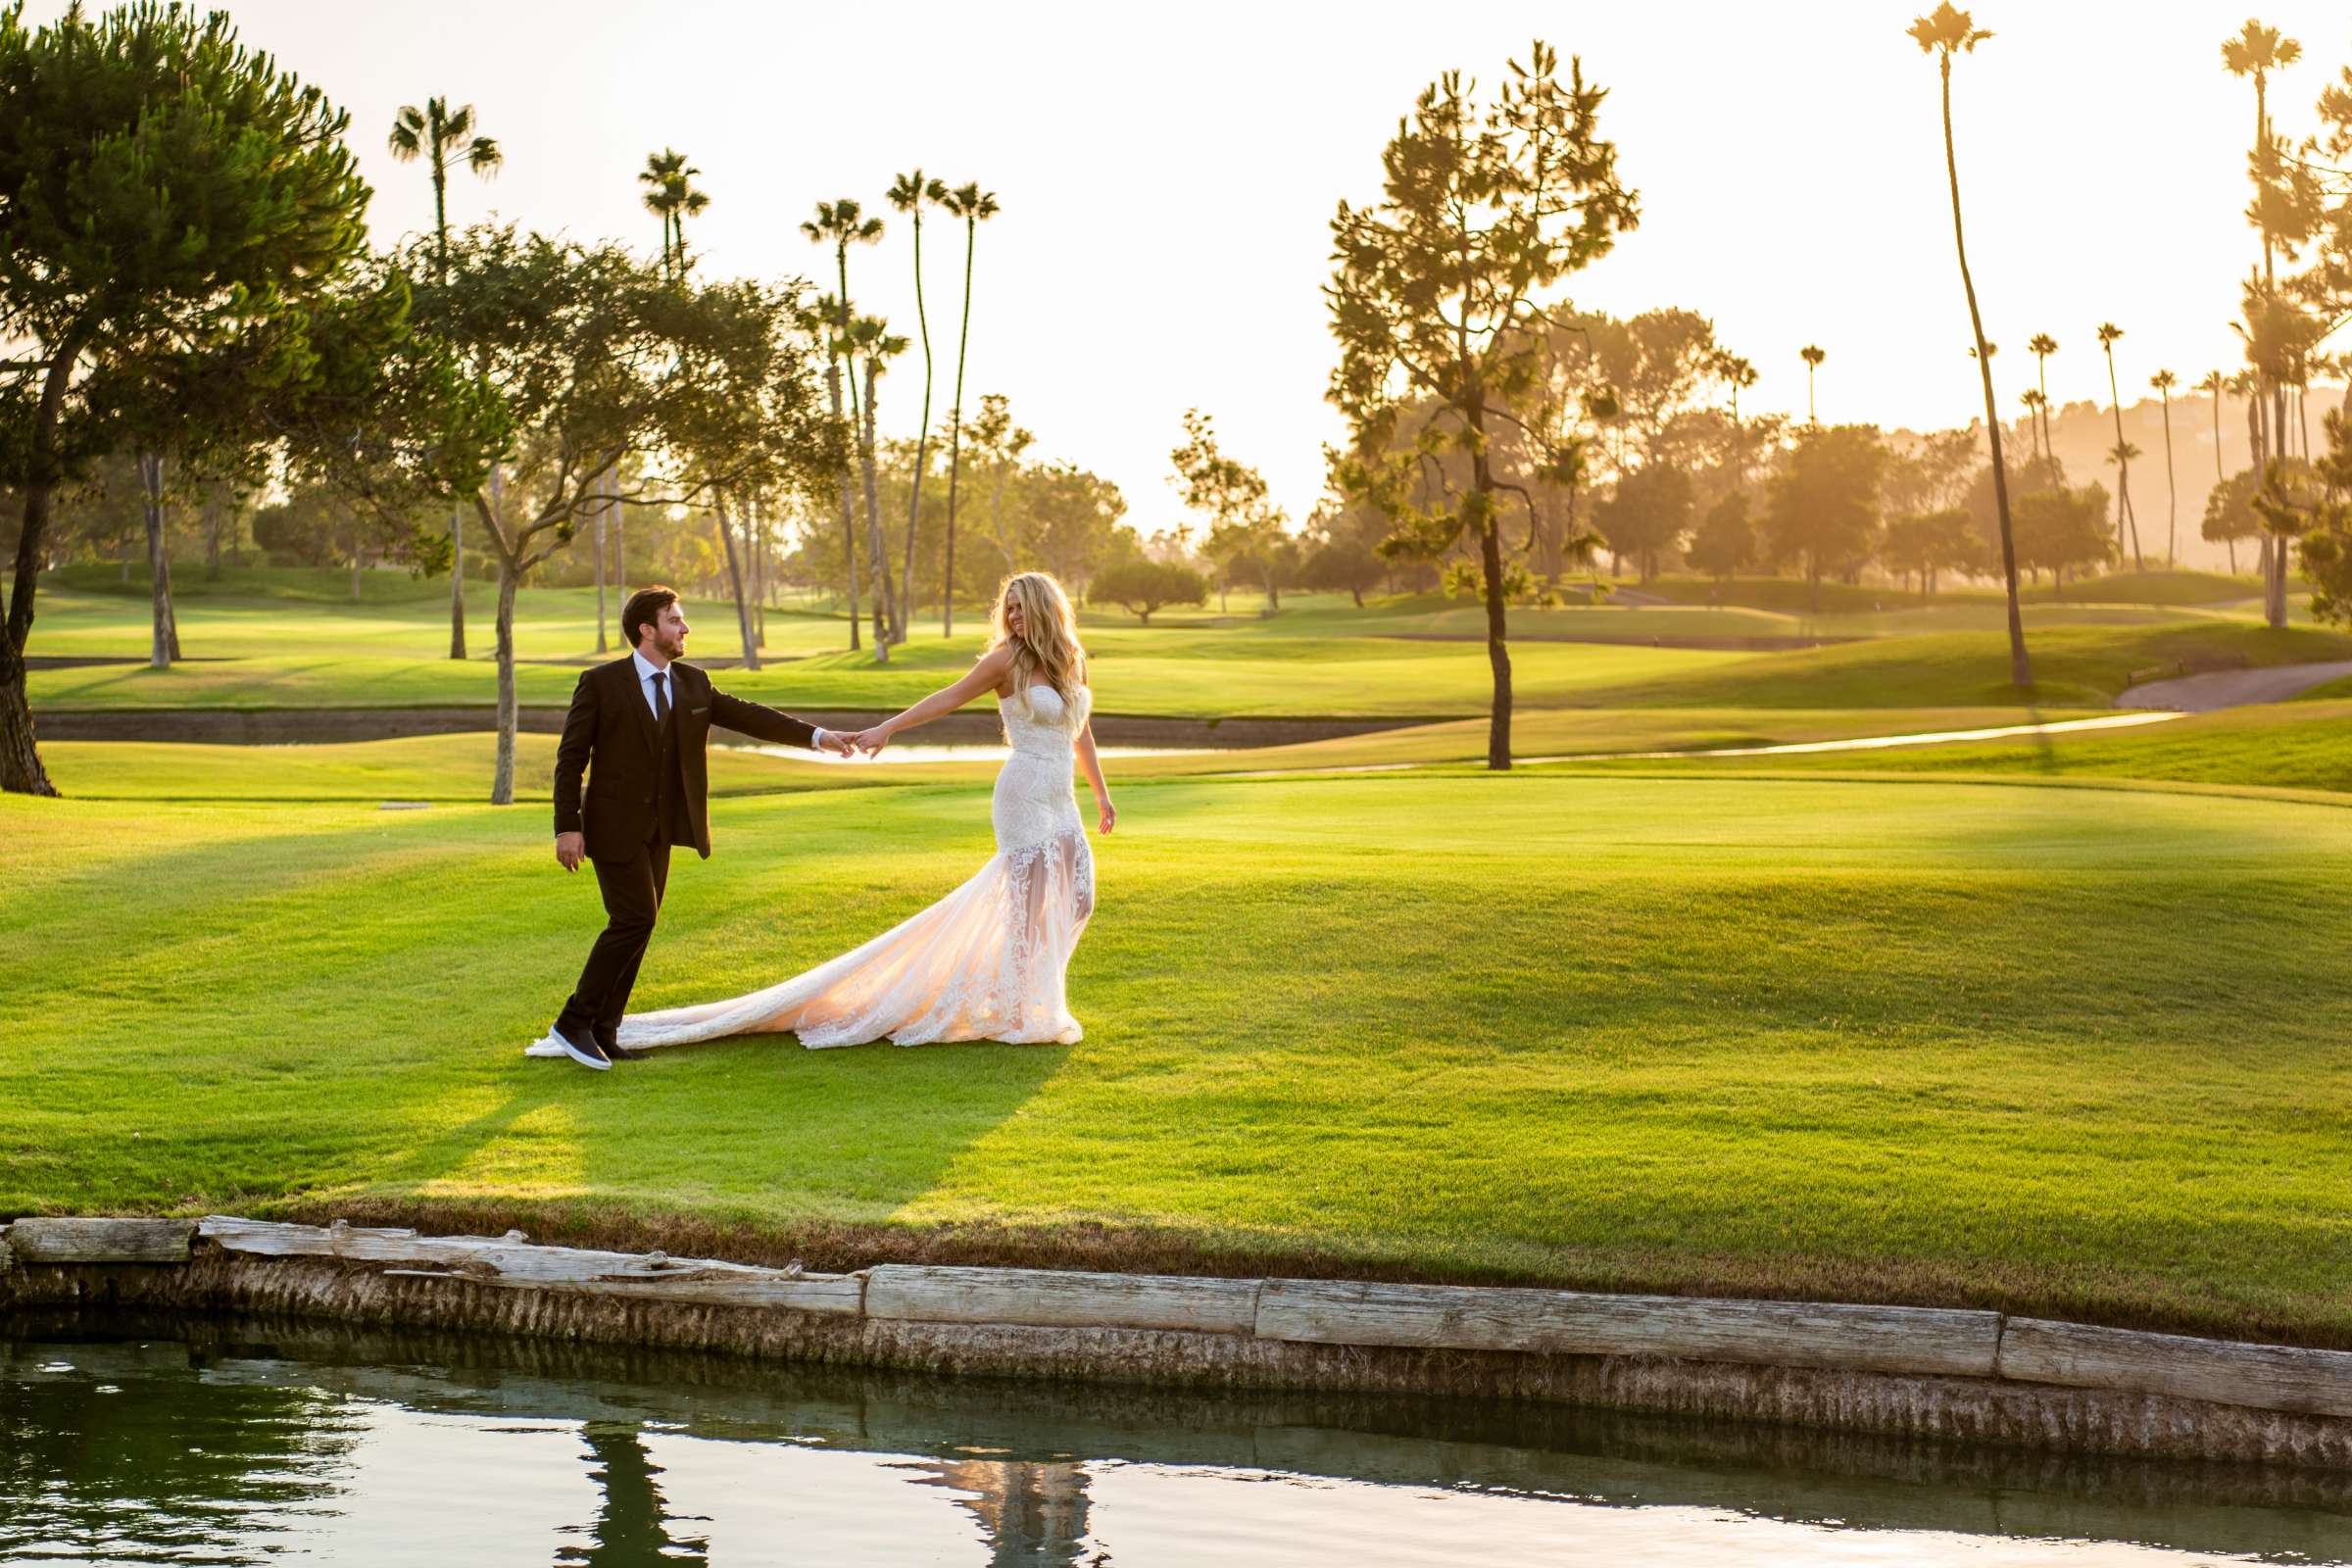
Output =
[{"x1": 31, "y1": 0, "x2": 2352, "y2": 526}]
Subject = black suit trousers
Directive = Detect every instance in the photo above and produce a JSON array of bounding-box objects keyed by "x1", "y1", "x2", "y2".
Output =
[{"x1": 556, "y1": 835, "x2": 673, "y2": 1047}]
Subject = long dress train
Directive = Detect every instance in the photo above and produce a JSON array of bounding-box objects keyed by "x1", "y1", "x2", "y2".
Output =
[{"x1": 526, "y1": 684, "x2": 1095, "y2": 1053}]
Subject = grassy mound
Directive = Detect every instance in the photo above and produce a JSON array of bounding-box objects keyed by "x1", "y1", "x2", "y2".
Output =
[
  {"x1": 1582, "y1": 623, "x2": 2352, "y2": 710},
  {"x1": 8, "y1": 766, "x2": 2352, "y2": 1343},
  {"x1": 2022, "y1": 568, "x2": 2263, "y2": 607},
  {"x1": 1564, "y1": 702, "x2": 2352, "y2": 796}
]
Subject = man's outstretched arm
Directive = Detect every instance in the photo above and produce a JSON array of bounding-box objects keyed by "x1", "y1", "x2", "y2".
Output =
[{"x1": 710, "y1": 687, "x2": 844, "y2": 753}]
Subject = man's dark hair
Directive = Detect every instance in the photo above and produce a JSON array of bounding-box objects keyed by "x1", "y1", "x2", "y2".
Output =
[{"x1": 621, "y1": 586, "x2": 680, "y2": 650}]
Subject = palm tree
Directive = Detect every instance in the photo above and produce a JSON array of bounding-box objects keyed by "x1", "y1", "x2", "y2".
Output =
[
  {"x1": 802, "y1": 292, "x2": 860, "y2": 650},
  {"x1": 1799, "y1": 344, "x2": 1825, "y2": 422},
  {"x1": 668, "y1": 162, "x2": 710, "y2": 280},
  {"x1": 850, "y1": 314, "x2": 907, "y2": 656},
  {"x1": 2027, "y1": 332, "x2": 2058, "y2": 465},
  {"x1": 1909, "y1": 4, "x2": 2029, "y2": 687},
  {"x1": 2149, "y1": 368, "x2": 2180, "y2": 564},
  {"x1": 802, "y1": 200, "x2": 888, "y2": 659},
  {"x1": 388, "y1": 97, "x2": 502, "y2": 284},
  {"x1": 2223, "y1": 19, "x2": 2300, "y2": 625},
  {"x1": 886, "y1": 170, "x2": 948, "y2": 645},
  {"x1": 938, "y1": 181, "x2": 1000, "y2": 635},
  {"x1": 388, "y1": 96, "x2": 502, "y2": 662},
  {"x1": 638, "y1": 148, "x2": 687, "y2": 275},
  {"x1": 2198, "y1": 368, "x2": 2243, "y2": 573},
  {"x1": 2194, "y1": 367, "x2": 2230, "y2": 565},
  {"x1": 2020, "y1": 388, "x2": 2046, "y2": 464},
  {"x1": 2094, "y1": 322, "x2": 2144, "y2": 568}
]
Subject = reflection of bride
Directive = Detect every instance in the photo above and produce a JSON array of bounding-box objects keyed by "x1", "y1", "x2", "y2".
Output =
[
  {"x1": 574, "y1": 571, "x2": 1113, "y2": 1052},
  {"x1": 908, "y1": 1457, "x2": 1094, "y2": 1566}
]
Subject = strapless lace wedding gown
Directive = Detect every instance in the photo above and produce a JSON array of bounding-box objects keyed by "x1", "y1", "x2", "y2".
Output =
[{"x1": 547, "y1": 684, "x2": 1096, "y2": 1052}]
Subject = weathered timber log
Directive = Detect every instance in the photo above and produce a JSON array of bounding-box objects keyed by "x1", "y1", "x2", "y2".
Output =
[
  {"x1": 865, "y1": 1264, "x2": 1261, "y2": 1334},
  {"x1": 1254, "y1": 1278, "x2": 2002, "y2": 1378},
  {"x1": 10, "y1": 1217, "x2": 194, "y2": 1264},
  {"x1": 196, "y1": 1216, "x2": 861, "y2": 1315},
  {"x1": 199, "y1": 1215, "x2": 523, "y2": 1265},
  {"x1": 1999, "y1": 1317, "x2": 2352, "y2": 1419}
]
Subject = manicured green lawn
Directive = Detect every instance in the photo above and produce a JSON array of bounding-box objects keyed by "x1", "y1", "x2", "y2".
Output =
[
  {"x1": 6, "y1": 763, "x2": 2349, "y2": 1345},
  {"x1": 26, "y1": 628, "x2": 1744, "y2": 718},
  {"x1": 22, "y1": 707, "x2": 2060, "y2": 803},
  {"x1": 20, "y1": 581, "x2": 857, "y2": 662}
]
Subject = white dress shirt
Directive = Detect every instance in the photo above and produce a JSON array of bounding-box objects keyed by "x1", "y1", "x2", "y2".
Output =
[{"x1": 631, "y1": 649, "x2": 828, "y2": 752}]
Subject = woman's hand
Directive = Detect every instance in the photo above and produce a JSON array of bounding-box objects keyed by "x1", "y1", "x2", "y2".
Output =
[
  {"x1": 1097, "y1": 797, "x2": 1116, "y2": 836},
  {"x1": 855, "y1": 726, "x2": 894, "y2": 758}
]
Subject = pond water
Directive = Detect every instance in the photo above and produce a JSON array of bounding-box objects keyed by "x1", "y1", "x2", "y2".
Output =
[{"x1": 6, "y1": 1315, "x2": 2350, "y2": 1567}]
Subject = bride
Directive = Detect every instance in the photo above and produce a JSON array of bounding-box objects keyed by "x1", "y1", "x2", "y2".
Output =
[{"x1": 603, "y1": 570, "x2": 1111, "y2": 1051}]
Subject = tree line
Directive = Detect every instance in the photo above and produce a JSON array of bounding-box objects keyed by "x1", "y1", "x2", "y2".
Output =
[{"x1": 0, "y1": 3, "x2": 1049, "y2": 799}]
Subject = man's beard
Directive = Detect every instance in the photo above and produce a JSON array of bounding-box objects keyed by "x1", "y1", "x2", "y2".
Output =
[{"x1": 655, "y1": 630, "x2": 686, "y2": 662}]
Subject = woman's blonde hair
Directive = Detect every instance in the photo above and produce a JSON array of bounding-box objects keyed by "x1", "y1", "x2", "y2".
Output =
[{"x1": 989, "y1": 571, "x2": 1085, "y2": 704}]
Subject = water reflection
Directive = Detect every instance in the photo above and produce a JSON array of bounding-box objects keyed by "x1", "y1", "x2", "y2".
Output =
[
  {"x1": 5, "y1": 1311, "x2": 2350, "y2": 1566},
  {"x1": 907, "y1": 1457, "x2": 1094, "y2": 1566},
  {"x1": 564, "y1": 1422, "x2": 701, "y2": 1565}
]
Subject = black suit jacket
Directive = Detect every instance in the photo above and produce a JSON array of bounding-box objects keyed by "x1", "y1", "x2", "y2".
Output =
[{"x1": 553, "y1": 658, "x2": 817, "y2": 860}]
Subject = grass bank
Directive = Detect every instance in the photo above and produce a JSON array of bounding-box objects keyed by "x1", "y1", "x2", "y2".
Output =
[
  {"x1": 1548, "y1": 702, "x2": 2352, "y2": 796},
  {"x1": 1582, "y1": 623, "x2": 2352, "y2": 709}
]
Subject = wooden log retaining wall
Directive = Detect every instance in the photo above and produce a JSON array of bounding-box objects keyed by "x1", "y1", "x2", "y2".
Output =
[{"x1": 4, "y1": 1215, "x2": 2349, "y2": 1470}]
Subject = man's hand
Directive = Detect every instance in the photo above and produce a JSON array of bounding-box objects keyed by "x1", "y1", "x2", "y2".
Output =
[
  {"x1": 815, "y1": 729, "x2": 857, "y2": 758},
  {"x1": 556, "y1": 831, "x2": 586, "y2": 871}
]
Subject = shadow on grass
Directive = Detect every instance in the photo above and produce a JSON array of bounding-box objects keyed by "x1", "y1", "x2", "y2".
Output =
[{"x1": 4, "y1": 800, "x2": 1074, "y2": 1229}]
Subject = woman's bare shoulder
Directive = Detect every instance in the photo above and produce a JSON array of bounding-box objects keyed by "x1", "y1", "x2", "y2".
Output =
[{"x1": 972, "y1": 642, "x2": 1017, "y2": 692}]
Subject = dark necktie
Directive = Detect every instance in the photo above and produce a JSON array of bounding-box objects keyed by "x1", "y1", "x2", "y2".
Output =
[{"x1": 650, "y1": 670, "x2": 669, "y2": 727}]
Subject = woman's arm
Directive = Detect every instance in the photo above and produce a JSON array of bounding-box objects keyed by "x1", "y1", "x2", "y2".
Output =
[
  {"x1": 1075, "y1": 719, "x2": 1115, "y2": 836},
  {"x1": 854, "y1": 646, "x2": 1015, "y2": 753}
]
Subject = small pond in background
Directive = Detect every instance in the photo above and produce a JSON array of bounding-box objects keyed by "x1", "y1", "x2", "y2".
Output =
[{"x1": 5, "y1": 1313, "x2": 2350, "y2": 1566}]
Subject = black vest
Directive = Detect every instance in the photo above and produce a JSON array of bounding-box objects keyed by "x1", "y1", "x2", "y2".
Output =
[{"x1": 650, "y1": 682, "x2": 691, "y2": 845}]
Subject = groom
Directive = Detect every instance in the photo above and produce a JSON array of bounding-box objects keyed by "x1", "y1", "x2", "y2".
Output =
[{"x1": 538, "y1": 585, "x2": 851, "y2": 1070}]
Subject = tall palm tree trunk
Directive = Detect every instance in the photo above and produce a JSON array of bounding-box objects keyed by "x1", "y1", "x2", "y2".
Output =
[
  {"x1": 431, "y1": 150, "x2": 467, "y2": 662},
  {"x1": 2034, "y1": 355, "x2": 2053, "y2": 466},
  {"x1": 2101, "y1": 350, "x2": 2144, "y2": 569},
  {"x1": 2213, "y1": 379, "x2": 2229, "y2": 572},
  {"x1": 830, "y1": 240, "x2": 889, "y2": 662},
  {"x1": 942, "y1": 217, "x2": 978, "y2": 635},
  {"x1": 1935, "y1": 53, "x2": 2030, "y2": 687},
  {"x1": 2258, "y1": 71, "x2": 2291, "y2": 628},
  {"x1": 898, "y1": 211, "x2": 936, "y2": 646},
  {"x1": 860, "y1": 353, "x2": 891, "y2": 661},
  {"x1": 2158, "y1": 387, "x2": 2178, "y2": 564},
  {"x1": 823, "y1": 352, "x2": 860, "y2": 651}
]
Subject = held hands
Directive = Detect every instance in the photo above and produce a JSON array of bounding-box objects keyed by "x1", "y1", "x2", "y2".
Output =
[
  {"x1": 849, "y1": 726, "x2": 894, "y2": 759},
  {"x1": 815, "y1": 729, "x2": 857, "y2": 758},
  {"x1": 556, "y1": 831, "x2": 585, "y2": 872}
]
